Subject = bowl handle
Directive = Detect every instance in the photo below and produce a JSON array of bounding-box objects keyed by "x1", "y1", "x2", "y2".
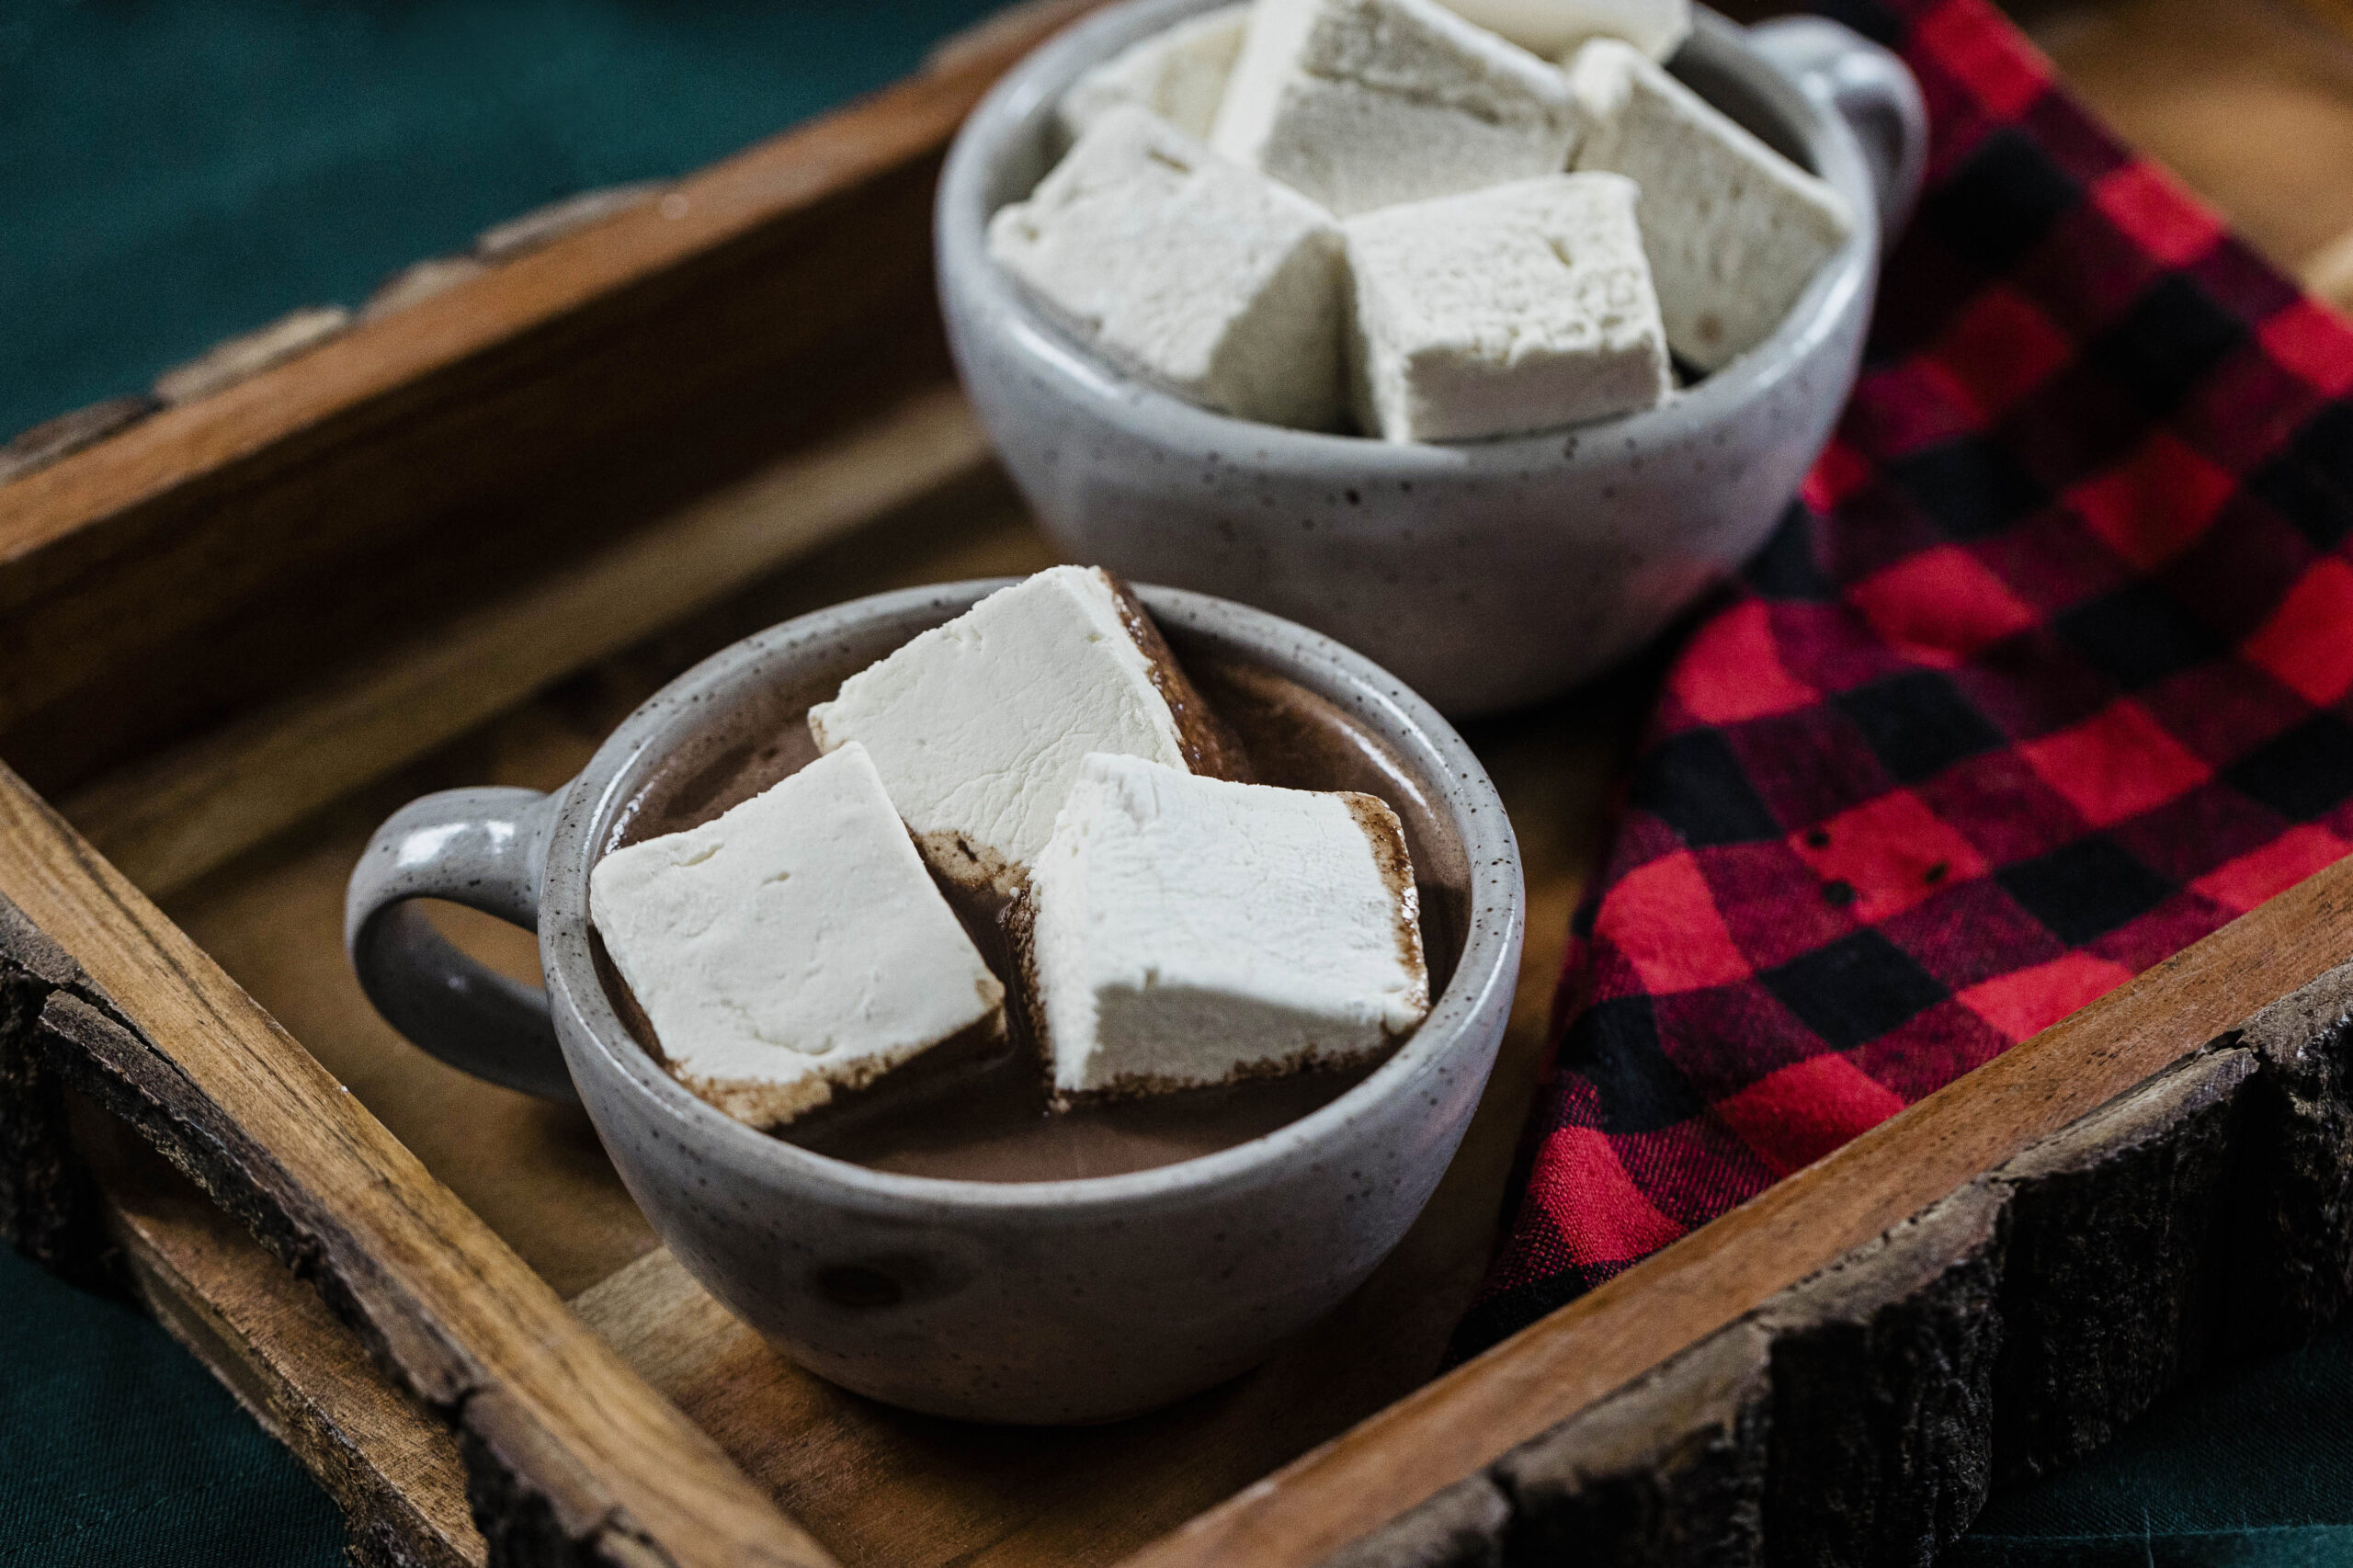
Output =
[
  {"x1": 1752, "y1": 14, "x2": 1928, "y2": 250},
  {"x1": 344, "y1": 787, "x2": 576, "y2": 1102}
]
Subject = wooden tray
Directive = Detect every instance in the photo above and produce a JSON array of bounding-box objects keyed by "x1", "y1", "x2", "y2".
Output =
[{"x1": 8, "y1": 3, "x2": 2353, "y2": 1565}]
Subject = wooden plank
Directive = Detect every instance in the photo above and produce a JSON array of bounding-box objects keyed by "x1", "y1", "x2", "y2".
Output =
[
  {"x1": 1125, "y1": 853, "x2": 2353, "y2": 1568},
  {"x1": 0, "y1": 0, "x2": 1101, "y2": 797},
  {"x1": 0, "y1": 897, "x2": 115, "y2": 1293},
  {"x1": 1317, "y1": 1480, "x2": 1511, "y2": 1568},
  {"x1": 83, "y1": 1119, "x2": 483, "y2": 1568},
  {"x1": 2016, "y1": 0, "x2": 2353, "y2": 277},
  {"x1": 1279, "y1": 997, "x2": 2353, "y2": 1568},
  {"x1": 1754, "y1": 1185, "x2": 2006, "y2": 1566},
  {"x1": 60, "y1": 384, "x2": 989, "y2": 898},
  {"x1": 1988, "y1": 1047, "x2": 2256, "y2": 1483},
  {"x1": 0, "y1": 769, "x2": 834, "y2": 1568},
  {"x1": 58, "y1": 484, "x2": 1623, "y2": 1568},
  {"x1": 1489, "y1": 1324, "x2": 1771, "y2": 1568},
  {"x1": 2231, "y1": 967, "x2": 2353, "y2": 1350}
]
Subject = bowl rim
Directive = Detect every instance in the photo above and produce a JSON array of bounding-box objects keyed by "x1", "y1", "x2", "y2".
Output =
[
  {"x1": 537, "y1": 580, "x2": 1528, "y2": 1215},
  {"x1": 935, "y1": 0, "x2": 1880, "y2": 469}
]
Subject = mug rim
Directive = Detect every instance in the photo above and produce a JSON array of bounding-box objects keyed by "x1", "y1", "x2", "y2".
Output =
[
  {"x1": 537, "y1": 581, "x2": 1526, "y2": 1213},
  {"x1": 935, "y1": 0, "x2": 1880, "y2": 471}
]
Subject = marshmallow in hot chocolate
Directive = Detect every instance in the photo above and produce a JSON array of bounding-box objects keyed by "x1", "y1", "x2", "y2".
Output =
[
  {"x1": 808, "y1": 566, "x2": 1247, "y2": 893},
  {"x1": 1020, "y1": 753, "x2": 1429, "y2": 1102},
  {"x1": 588, "y1": 743, "x2": 1006, "y2": 1129}
]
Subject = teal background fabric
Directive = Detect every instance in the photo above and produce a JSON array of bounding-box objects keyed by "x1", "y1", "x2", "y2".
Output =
[
  {"x1": 3, "y1": 3, "x2": 2351, "y2": 1564},
  {"x1": 0, "y1": 0, "x2": 1005, "y2": 441},
  {"x1": 0, "y1": 1245, "x2": 345, "y2": 1567},
  {"x1": 1954, "y1": 1318, "x2": 2353, "y2": 1565}
]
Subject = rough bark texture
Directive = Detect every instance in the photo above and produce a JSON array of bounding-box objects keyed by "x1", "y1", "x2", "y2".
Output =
[
  {"x1": 2230, "y1": 959, "x2": 2353, "y2": 1356},
  {"x1": 1494, "y1": 1322, "x2": 1769, "y2": 1568},
  {"x1": 2, "y1": 884, "x2": 826, "y2": 1568},
  {"x1": 150, "y1": 306, "x2": 354, "y2": 406},
  {"x1": 0, "y1": 394, "x2": 160, "y2": 487},
  {"x1": 1756, "y1": 1184, "x2": 2006, "y2": 1568},
  {"x1": 1988, "y1": 1047, "x2": 2255, "y2": 1483},
  {"x1": 0, "y1": 900, "x2": 123, "y2": 1294},
  {"x1": 1319, "y1": 1476, "x2": 1509, "y2": 1568}
]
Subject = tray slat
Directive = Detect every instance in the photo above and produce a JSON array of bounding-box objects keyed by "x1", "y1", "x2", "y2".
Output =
[
  {"x1": 63, "y1": 384, "x2": 989, "y2": 899},
  {"x1": 86, "y1": 1121, "x2": 482, "y2": 1568},
  {"x1": 0, "y1": 767, "x2": 836, "y2": 1568},
  {"x1": 0, "y1": 0, "x2": 1097, "y2": 800},
  {"x1": 1131, "y1": 857, "x2": 2353, "y2": 1567}
]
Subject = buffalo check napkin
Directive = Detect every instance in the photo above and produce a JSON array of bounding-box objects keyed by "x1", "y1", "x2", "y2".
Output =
[{"x1": 1458, "y1": 0, "x2": 2353, "y2": 1353}]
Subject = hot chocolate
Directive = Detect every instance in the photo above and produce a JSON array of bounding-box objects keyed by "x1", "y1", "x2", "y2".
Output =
[{"x1": 591, "y1": 631, "x2": 1466, "y2": 1184}]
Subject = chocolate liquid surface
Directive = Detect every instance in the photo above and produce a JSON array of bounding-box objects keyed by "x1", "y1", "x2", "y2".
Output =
[{"x1": 595, "y1": 639, "x2": 1467, "y2": 1184}]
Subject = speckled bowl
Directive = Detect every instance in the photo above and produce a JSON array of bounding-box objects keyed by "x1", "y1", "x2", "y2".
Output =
[
  {"x1": 347, "y1": 582, "x2": 1524, "y2": 1424},
  {"x1": 937, "y1": 0, "x2": 1925, "y2": 715}
]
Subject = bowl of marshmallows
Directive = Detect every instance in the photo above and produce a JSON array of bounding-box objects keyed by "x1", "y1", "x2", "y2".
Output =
[{"x1": 937, "y1": 0, "x2": 1925, "y2": 714}]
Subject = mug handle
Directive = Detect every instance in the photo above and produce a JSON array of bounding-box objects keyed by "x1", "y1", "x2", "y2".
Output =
[
  {"x1": 1752, "y1": 15, "x2": 1929, "y2": 251},
  {"x1": 344, "y1": 787, "x2": 577, "y2": 1102}
]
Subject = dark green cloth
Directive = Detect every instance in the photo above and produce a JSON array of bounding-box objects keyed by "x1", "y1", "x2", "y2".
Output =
[
  {"x1": 0, "y1": 0, "x2": 1006, "y2": 440},
  {"x1": 0, "y1": 1245, "x2": 345, "y2": 1566},
  {"x1": 1954, "y1": 1321, "x2": 2353, "y2": 1566},
  {"x1": 5, "y1": 3, "x2": 2353, "y2": 1564}
]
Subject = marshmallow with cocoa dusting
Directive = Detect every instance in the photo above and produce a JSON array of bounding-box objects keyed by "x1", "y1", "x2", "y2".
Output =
[
  {"x1": 808, "y1": 566, "x2": 1247, "y2": 893},
  {"x1": 1210, "y1": 0, "x2": 1584, "y2": 219},
  {"x1": 588, "y1": 743, "x2": 1006, "y2": 1129},
  {"x1": 1020, "y1": 753, "x2": 1429, "y2": 1103}
]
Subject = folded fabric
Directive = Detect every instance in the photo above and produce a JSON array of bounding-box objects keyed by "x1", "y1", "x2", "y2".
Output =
[{"x1": 1459, "y1": 0, "x2": 2353, "y2": 1353}]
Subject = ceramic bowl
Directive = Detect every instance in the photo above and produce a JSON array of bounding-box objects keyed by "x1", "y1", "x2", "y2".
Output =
[{"x1": 936, "y1": 0, "x2": 1925, "y2": 714}]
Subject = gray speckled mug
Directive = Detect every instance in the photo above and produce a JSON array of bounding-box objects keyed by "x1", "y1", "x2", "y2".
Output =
[
  {"x1": 936, "y1": 1, "x2": 1927, "y2": 715},
  {"x1": 346, "y1": 584, "x2": 1523, "y2": 1423}
]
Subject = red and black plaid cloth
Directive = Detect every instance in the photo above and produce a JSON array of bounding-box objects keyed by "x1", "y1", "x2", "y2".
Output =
[{"x1": 1457, "y1": 0, "x2": 2353, "y2": 1353}]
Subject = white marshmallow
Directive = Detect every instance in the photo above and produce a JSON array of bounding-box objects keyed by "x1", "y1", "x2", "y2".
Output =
[
  {"x1": 1209, "y1": 0, "x2": 1584, "y2": 219},
  {"x1": 990, "y1": 106, "x2": 1347, "y2": 428},
  {"x1": 1440, "y1": 0, "x2": 1690, "y2": 62},
  {"x1": 1568, "y1": 39, "x2": 1854, "y2": 370},
  {"x1": 809, "y1": 565, "x2": 1240, "y2": 892},
  {"x1": 1057, "y1": 5, "x2": 1250, "y2": 143},
  {"x1": 1025, "y1": 754, "x2": 1429, "y2": 1100},
  {"x1": 1344, "y1": 173, "x2": 1670, "y2": 442},
  {"x1": 588, "y1": 744, "x2": 1006, "y2": 1129}
]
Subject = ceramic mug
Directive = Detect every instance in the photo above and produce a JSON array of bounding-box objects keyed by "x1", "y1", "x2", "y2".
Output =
[
  {"x1": 936, "y1": 0, "x2": 1927, "y2": 715},
  {"x1": 346, "y1": 584, "x2": 1524, "y2": 1423}
]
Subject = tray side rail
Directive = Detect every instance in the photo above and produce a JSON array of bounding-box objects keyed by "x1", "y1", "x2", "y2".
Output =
[
  {"x1": 1137, "y1": 855, "x2": 2353, "y2": 1568},
  {"x1": 0, "y1": 761, "x2": 835, "y2": 1568},
  {"x1": 0, "y1": 0, "x2": 1097, "y2": 801}
]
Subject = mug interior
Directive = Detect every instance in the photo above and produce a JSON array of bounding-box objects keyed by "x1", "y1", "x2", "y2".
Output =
[{"x1": 546, "y1": 583, "x2": 1514, "y2": 1201}]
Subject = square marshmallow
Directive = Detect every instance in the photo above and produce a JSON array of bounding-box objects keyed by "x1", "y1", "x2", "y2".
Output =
[
  {"x1": 990, "y1": 106, "x2": 1347, "y2": 429},
  {"x1": 1022, "y1": 754, "x2": 1430, "y2": 1101},
  {"x1": 1344, "y1": 172, "x2": 1670, "y2": 441},
  {"x1": 1057, "y1": 4, "x2": 1251, "y2": 143},
  {"x1": 1569, "y1": 39, "x2": 1854, "y2": 370},
  {"x1": 589, "y1": 744, "x2": 1006, "y2": 1129},
  {"x1": 1442, "y1": 0, "x2": 1690, "y2": 62},
  {"x1": 808, "y1": 566, "x2": 1247, "y2": 893},
  {"x1": 1210, "y1": 0, "x2": 1584, "y2": 219}
]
